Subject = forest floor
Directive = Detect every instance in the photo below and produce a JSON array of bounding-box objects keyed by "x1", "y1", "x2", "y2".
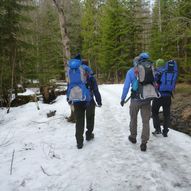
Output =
[{"x1": 171, "y1": 83, "x2": 191, "y2": 136}]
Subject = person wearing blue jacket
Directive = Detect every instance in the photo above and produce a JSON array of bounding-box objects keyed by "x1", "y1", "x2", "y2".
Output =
[
  {"x1": 152, "y1": 59, "x2": 174, "y2": 137},
  {"x1": 120, "y1": 53, "x2": 152, "y2": 152},
  {"x1": 73, "y1": 59, "x2": 102, "y2": 149}
]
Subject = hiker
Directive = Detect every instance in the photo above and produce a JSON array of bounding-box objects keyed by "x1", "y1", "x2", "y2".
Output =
[
  {"x1": 66, "y1": 55, "x2": 94, "y2": 123},
  {"x1": 152, "y1": 59, "x2": 178, "y2": 137},
  {"x1": 67, "y1": 57, "x2": 102, "y2": 149},
  {"x1": 120, "y1": 52, "x2": 157, "y2": 151}
]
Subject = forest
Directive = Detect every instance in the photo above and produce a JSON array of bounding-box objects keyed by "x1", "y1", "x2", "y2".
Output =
[
  {"x1": 0, "y1": 0, "x2": 191, "y2": 106},
  {"x1": 0, "y1": 2, "x2": 191, "y2": 189}
]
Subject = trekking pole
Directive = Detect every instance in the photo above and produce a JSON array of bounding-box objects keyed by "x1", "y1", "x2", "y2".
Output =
[
  {"x1": 33, "y1": 92, "x2": 40, "y2": 110},
  {"x1": 124, "y1": 95, "x2": 131, "y2": 104}
]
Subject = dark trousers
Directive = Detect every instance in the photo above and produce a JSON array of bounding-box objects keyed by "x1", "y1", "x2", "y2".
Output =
[
  {"x1": 152, "y1": 96, "x2": 171, "y2": 134},
  {"x1": 74, "y1": 102, "x2": 95, "y2": 145}
]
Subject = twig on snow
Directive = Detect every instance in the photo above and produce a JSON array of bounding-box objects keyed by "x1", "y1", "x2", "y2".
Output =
[
  {"x1": 40, "y1": 166, "x2": 51, "y2": 176},
  {"x1": 40, "y1": 165, "x2": 61, "y2": 177},
  {"x1": 10, "y1": 149, "x2": 15, "y2": 175},
  {"x1": 31, "y1": 116, "x2": 65, "y2": 124},
  {"x1": 0, "y1": 140, "x2": 12, "y2": 148}
]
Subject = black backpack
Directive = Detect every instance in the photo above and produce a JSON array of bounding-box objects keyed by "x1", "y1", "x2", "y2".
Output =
[{"x1": 137, "y1": 60, "x2": 155, "y2": 85}]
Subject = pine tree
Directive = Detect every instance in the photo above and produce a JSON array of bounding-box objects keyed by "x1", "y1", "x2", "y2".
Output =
[
  {"x1": 95, "y1": 0, "x2": 151, "y2": 81},
  {"x1": 150, "y1": 0, "x2": 191, "y2": 82},
  {"x1": 0, "y1": 0, "x2": 34, "y2": 107},
  {"x1": 35, "y1": 0, "x2": 63, "y2": 85},
  {"x1": 81, "y1": 0, "x2": 101, "y2": 74},
  {"x1": 176, "y1": 0, "x2": 191, "y2": 81},
  {"x1": 150, "y1": 0, "x2": 178, "y2": 60}
]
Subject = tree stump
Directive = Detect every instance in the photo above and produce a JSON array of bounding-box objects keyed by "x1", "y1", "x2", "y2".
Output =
[{"x1": 40, "y1": 86, "x2": 57, "y2": 104}]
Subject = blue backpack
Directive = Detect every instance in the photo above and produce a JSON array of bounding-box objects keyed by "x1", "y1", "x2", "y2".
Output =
[
  {"x1": 159, "y1": 60, "x2": 178, "y2": 92},
  {"x1": 67, "y1": 59, "x2": 91, "y2": 103}
]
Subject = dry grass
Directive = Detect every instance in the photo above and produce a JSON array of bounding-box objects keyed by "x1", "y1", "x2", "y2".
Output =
[
  {"x1": 182, "y1": 107, "x2": 191, "y2": 120},
  {"x1": 175, "y1": 83, "x2": 191, "y2": 95}
]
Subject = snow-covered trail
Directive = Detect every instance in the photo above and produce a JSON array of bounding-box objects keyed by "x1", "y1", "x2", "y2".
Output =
[
  {"x1": 0, "y1": 84, "x2": 191, "y2": 191},
  {"x1": 98, "y1": 85, "x2": 191, "y2": 191}
]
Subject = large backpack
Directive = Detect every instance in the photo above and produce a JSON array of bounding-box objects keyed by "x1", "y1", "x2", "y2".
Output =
[
  {"x1": 133, "y1": 59, "x2": 160, "y2": 100},
  {"x1": 159, "y1": 60, "x2": 178, "y2": 92},
  {"x1": 67, "y1": 59, "x2": 91, "y2": 103},
  {"x1": 137, "y1": 59, "x2": 155, "y2": 85}
]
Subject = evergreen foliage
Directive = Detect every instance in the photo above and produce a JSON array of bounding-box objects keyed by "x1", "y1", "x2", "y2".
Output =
[
  {"x1": 150, "y1": 0, "x2": 191, "y2": 82},
  {"x1": 0, "y1": 0, "x2": 34, "y2": 101},
  {"x1": 34, "y1": 0, "x2": 63, "y2": 85},
  {"x1": 1, "y1": 0, "x2": 191, "y2": 103},
  {"x1": 81, "y1": 0, "x2": 150, "y2": 82}
]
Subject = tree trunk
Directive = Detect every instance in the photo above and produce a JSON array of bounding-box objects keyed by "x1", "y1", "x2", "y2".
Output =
[
  {"x1": 7, "y1": 43, "x2": 16, "y2": 113},
  {"x1": 158, "y1": 0, "x2": 163, "y2": 53},
  {"x1": 115, "y1": 69, "x2": 119, "y2": 84},
  {"x1": 158, "y1": 0, "x2": 162, "y2": 33},
  {"x1": 52, "y1": 0, "x2": 75, "y2": 122},
  {"x1": 0, "y1": 51, "x2": 3, "y2": 98},
  {"x1": 52, "y1": 0, "x2": 71, "y2": 70}
]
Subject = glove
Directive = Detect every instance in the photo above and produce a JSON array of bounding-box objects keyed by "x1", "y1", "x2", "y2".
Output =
[
  {"x1": 97, "y1": 103, "x2": 102, "y2": 107},
  {"x1": 153, "y1": 82, "x2": 159, "y2": 89},
  {"x1": 67, "y1": 97, "x2": 72, "y2": 105},
  {"x1": 120, "y1": 100, "x2": 125, "y2": 107}
]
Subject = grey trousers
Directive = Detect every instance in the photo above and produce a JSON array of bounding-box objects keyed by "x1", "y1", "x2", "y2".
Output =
[{"x1": 129, "y1": 99, "x2": 151, "y2": 144}]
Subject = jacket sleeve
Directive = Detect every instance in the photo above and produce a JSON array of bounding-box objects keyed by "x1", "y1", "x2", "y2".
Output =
[
  {"x1": 88, "y1": 76, "x2": 102, "y2": 105},
  {"x1": 121, "y1": 69, "x2": 133, "y2": 101},
  {"x1": 81, "y1": 64, "x2": 94, "y2": 75},
  {"x1": 154, "y1": 68, "x2": 163, "y2": 84}
]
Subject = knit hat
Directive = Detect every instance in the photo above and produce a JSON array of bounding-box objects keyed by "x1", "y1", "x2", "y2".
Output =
[
  {"x1": 155, "y1": 59, "x2": 165, "y2": 68},
  {"x1": 82, "y1": 59, "x2": 89, "y2": 66},
  {"x1": 74, "y1": 53, "x2": 81, "y2": 60},
  {"x1": 139, "y1": 52, "x2": 150, "y2": 60}
]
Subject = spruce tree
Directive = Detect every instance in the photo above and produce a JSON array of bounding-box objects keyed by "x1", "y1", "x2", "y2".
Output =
[{"x1": 0, "y1": 0, "x2": 34, "y2": 106}]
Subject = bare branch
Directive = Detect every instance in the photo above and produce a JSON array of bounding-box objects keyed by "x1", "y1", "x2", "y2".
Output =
[
  {"x1": 10, "y1": 149, "x2": 15, "y2": 175},
  {"x1": 40, "y1": 166, "x2": 51, "y2": 176}
]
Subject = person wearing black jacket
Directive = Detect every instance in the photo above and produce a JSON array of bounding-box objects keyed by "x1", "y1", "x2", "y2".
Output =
[{"x1": 73, "y1": 60, "x2": 102, "y2": 149}]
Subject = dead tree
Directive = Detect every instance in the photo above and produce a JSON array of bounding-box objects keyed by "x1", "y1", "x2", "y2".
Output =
[
  {"x1": 52, "y1": 0, "x2": 71, "y2": 65},
  {"x1": 52, "y1": 0, "x2": 75, "y2": 122}
]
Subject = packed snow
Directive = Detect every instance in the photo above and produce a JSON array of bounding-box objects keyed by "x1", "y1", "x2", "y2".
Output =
[{"x1": 0, "y1": 84, "x2": 191, "y2": 191}]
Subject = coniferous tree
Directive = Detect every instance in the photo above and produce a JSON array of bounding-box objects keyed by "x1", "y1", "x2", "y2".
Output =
[
  {"x1": 176, "y1": 0, "x2": 191, "y2": 81},
  {"x1": 35, "y1": 0, "x2": 63, "y2": 85},
  {"x1": 0, "y1": 0, "x2": 34, "y2": 107},
  {"x1": 81, "y1": 0, "x2": 101, "y2": 74},
  {"x1": 150, "y1": 0, "x2": 191, "y2": 82},
  {"x1": 99, "y1": 0, "x2": 126, "y2": 82}
]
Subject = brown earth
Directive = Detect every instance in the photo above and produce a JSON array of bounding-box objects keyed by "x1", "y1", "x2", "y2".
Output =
[{"x1": 170, "y1": 83, "x2": 191, "y2": 136}]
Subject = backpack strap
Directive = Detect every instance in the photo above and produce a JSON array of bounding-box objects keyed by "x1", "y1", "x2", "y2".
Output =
[
  {"x1": 171, "y1": 72, "x2": 175, "y2": 85},
  {"x1": 164, "y1": 72, "x2": 167, "y2": 85}
]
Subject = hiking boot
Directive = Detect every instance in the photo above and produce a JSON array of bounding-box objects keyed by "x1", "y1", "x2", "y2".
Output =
[
  {"x1": 67, "y1": 116, "x2": 76, "y2": 123},
  {"x1": 152, "y1": 130, "x2": 161, "y2": 136},
  {"x1": 140, "y1": 143, "x2": 147, "y2": 152},
  {"x1": 77, "y1": 143, "x2": 83, "y2": 149},
  {"x1": 86, "y1": 132, "x2": 94, "y2": 141},
  {"x1": 162, "y1": 130, "x2": 168, "y2": 137},
  {"x1": 162, "y1": 132, "x2": 168, "y2": 137},
  {"x1": 128, "y1": 136, "x2": 137, "y2": 144}
]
